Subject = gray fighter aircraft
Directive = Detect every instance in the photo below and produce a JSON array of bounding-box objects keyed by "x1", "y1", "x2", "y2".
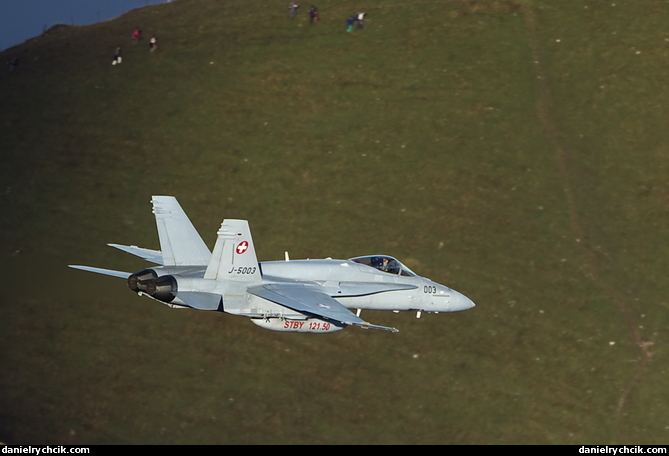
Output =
[{"x1": 69, "y1": 196, "x2": 475, "y2": 333}]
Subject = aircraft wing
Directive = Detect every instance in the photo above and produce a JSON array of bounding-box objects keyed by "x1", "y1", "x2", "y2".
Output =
[
  {"x1": 108, "y1": 244, "x2": 164, "y2": 265},
  {"x1": 248, "y1": 283, "x2": 399, "y2": 332}
]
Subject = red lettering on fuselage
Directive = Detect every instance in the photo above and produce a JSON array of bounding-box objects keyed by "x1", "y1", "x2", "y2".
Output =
[
  {"x1": 281, "y1": 320, "x2": 333, "y2": 331},
  {"x1": 283, "y1": 320, "x2": 305, "y2": 330}
]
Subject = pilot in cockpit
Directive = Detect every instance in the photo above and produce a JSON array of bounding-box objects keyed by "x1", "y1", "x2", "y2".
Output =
[
  {"x1": 375, "y1": 257, "x2": 400, "y2": 274},
  {"x1": 380, "y1": 257, "x2": 390, "y2": 272},
  {"x1": 355, "y1": 255, "x2": 407, "y2": 275}
]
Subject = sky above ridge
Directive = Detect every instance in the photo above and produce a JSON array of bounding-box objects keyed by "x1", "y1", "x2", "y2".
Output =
[{"x1": 1, "y1": 0, "x2": 170, "y2": 52}]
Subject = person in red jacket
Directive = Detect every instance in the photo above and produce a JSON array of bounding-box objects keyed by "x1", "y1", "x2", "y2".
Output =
[{"x1": 132, "y1": 29, "x2": 142, "y2": 45}]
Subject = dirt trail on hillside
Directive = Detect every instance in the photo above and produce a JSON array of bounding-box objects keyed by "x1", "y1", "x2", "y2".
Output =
[{"x1": 520, "y1": 5, "x2": 650, "y2": 441}]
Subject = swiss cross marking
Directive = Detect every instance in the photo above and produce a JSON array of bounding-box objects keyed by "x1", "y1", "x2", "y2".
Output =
[{"x1": 236, "y1": 241, "x2": 249, "y2": 254}]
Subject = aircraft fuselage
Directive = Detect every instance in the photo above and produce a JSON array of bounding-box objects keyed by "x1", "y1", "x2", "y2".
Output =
[{"x1": 260, "y1": 259, "x2": 475, "y2": 313}]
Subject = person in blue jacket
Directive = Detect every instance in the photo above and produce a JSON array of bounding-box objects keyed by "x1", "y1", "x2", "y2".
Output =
[{"x1": 346, "y1": 16, "x2": 355, "y2": 32}]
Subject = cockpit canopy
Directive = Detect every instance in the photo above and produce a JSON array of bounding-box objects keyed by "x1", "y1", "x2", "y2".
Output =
[{"x1": 350, "y1": 255, "x2": 417, "y2": 277}]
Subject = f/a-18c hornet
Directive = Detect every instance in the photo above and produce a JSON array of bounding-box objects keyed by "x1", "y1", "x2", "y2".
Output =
[{"x1": 69, "y1": 196, "x2": 475, "y2": 333}]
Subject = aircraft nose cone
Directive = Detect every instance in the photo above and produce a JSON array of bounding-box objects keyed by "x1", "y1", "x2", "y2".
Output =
[{"x1": 453, "y1": 292, "x2": 475, "y2": 311}]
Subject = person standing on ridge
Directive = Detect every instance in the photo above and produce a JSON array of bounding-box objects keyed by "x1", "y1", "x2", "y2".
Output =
[
  {"x1": 346, "y1": 16, "x2": 355, "y2": 32},
  {"x1": 308, "y1": 6, "x2": 319, "y2": 24},
  {"x1": 357, "y1": 12, "x2": 367, "y2": 29},
  {"x1": 112, "y1": 47, "x2": 122, "y2": 65},
  {"x1": 132, "y1": 29, "x2": 142, "y2": 45},
  {"x1": 289, "y1": 2, "x2": 300, "y2": 18}
]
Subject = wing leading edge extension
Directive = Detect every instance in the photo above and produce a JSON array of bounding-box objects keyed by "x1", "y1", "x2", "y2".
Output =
[{"x1": 248, "y1": 283, "x2": 399, "y2": 332}]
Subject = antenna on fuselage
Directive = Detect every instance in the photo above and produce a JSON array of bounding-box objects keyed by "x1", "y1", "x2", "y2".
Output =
[{"x1": 284, "y1": 251, "x2": 290, "y2": 262}]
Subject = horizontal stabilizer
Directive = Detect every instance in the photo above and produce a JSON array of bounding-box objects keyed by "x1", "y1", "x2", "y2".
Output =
[
  {"x1": 108, "y1": 244, "x2": 163, "y2": 265},
  {"x1": 174, "y1": 292, "x2": 222, "y2": 311},
  {"x1": 68, "y1": 265, "x2": 131, "y2": 279}
]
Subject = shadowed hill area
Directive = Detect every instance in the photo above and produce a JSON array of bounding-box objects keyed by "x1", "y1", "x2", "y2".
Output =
[{"x1": 1, "y1": 0, "x2": 668, "y2": 444}]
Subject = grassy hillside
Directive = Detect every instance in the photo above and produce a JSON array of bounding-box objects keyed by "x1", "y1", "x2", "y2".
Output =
[{"x1": 1, "y1": 0, "x2": 668, "y2": 444}]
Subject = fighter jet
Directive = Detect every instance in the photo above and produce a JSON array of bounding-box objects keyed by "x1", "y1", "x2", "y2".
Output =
[{"x1": 69, "y1": 196, "x2": 475, "y2": 333}]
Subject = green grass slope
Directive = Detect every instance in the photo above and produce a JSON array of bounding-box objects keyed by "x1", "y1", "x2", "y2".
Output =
[{"x1": 1, "y1": 0, "x2": 667, "y2": 444}]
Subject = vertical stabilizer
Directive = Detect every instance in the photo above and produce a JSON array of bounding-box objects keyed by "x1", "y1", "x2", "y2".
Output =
[
  {"x1": 204, "y1": 219, "x2": 262, "y2": 283},
  {"x1": 151, "y1": 196, "x2": 211, "y2": 266}
]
